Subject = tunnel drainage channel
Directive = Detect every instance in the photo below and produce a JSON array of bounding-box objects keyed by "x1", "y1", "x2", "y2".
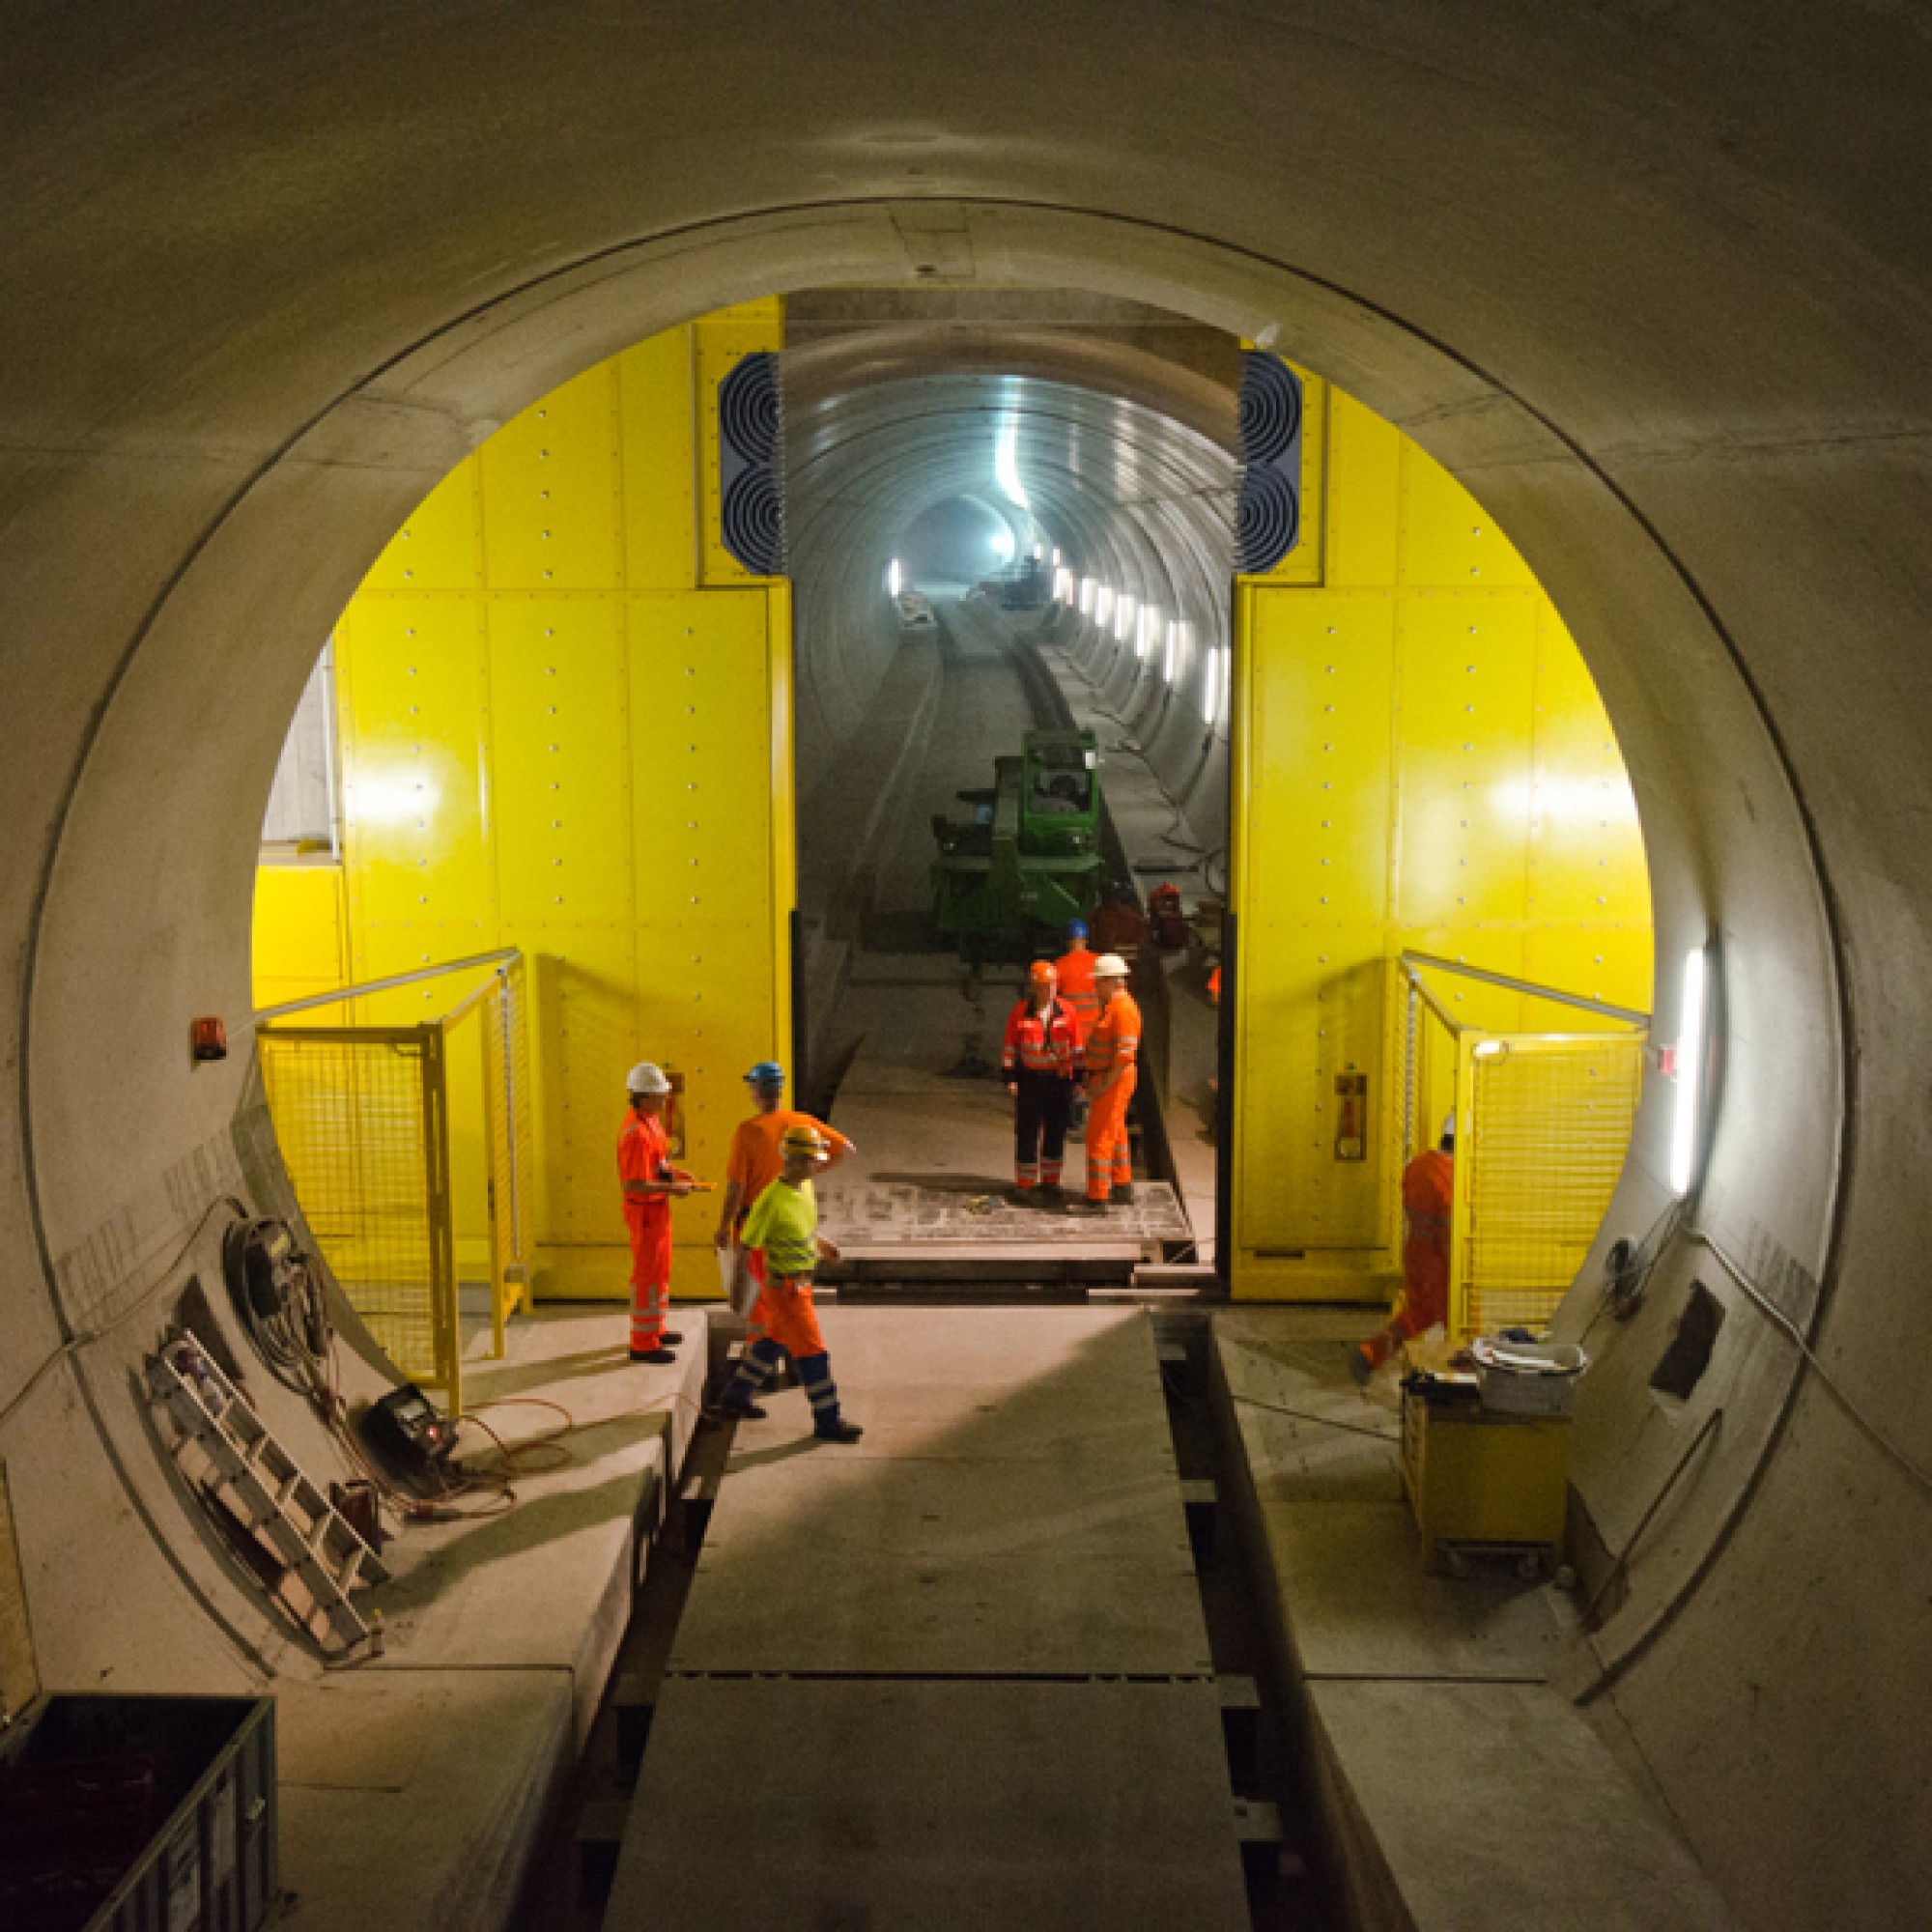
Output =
[{"x1": 532, "y1": 1310, "x2": 1313, "y2": 1930}]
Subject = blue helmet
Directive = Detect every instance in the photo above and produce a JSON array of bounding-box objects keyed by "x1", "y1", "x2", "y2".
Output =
[
  {"x1": 1066, "y1": 919, "x2": 1089, "y2": 940},
  {"x1": 745, "y1": 1061, "x2": 785, "y2": 1088}
]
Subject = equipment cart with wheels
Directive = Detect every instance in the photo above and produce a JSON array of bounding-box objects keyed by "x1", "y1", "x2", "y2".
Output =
[{"x1": 1400, "y1": 1373, "x2": 1571, "y2": 1577}]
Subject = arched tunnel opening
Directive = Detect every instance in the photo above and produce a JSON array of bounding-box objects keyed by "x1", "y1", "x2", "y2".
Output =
[{"x1": 3, "y1": 11, "x2": 1928, "y2": 1929}]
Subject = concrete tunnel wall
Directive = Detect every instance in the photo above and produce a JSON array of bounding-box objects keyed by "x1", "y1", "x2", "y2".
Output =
[{"x1": 0, "y1": 8, "x2": 1926, "y2": 1921}]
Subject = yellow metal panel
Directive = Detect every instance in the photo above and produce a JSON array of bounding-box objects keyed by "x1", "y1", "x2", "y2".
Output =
[
  {"x1": 1245, "y1": 590, "x2": 1396, "y2": 926},
  {"x1": 696, "y1": 309, "x2": 785, "y2": 587},
  {"x1": 1232, "y1": 587, "x2": 1399, "y2": 1282},
  {"x1": 618, "y1": 328, "x2": 698, "y2": 591},
  {"x1": 1394, "y1": 594, "x2": 1538, "y2": 929},
  {"x1": 1521, "y1": 929, "x2": 1654, "y2": 1021},
  {"x1": 1327, "y1": 390, "x2": 1403, "y2": 587},
  {"x1": 479, "y1": 363, "x2": 621, "y2": 591},
  {"x1": 1398, "y1": 443, "x2": 1535, "y2": 590},
  {"x1": 628, "y1": 586, "x2": 783, "y2": 1280},
  {"x1": 1529, "y1": 600, "x2": 1652, "y2": 928},
  {"x1": 359, "y1": 462, "x2": 482, "y2": 592},
  {"x1": 335, "y1": 602, "x2": 494, "y2": 936},
  {"x1": 251, "y1": 865, "x2": 347, "y2": 1008},
  {"x1": 1396, "y1": 930, "x2": 1530, "y2": 1035},
  {"x1": 486, "y1": 600, "x2": 634, "y2": 928},
  {"x1": 525, "y1": 929, "x2": 642, "y2": 1259}
]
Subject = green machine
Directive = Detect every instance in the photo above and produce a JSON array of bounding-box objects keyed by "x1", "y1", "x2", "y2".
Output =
[{"x1": 930, "y1": 729, "x2": 1107, "y2": 956}]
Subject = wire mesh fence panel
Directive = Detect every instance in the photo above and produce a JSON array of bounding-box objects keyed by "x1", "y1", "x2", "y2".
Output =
[
  {"x1": 260, "y1": 1028, "x2": 442, "y2": 1381},
  {"x1": 1459, "y1": 1036, "x2": 1645, "y2": 1340}
]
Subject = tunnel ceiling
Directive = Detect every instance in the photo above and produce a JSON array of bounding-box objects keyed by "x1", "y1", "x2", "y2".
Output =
[{"x1": 786, "y1": 370, "x2": 1237, "y2": 624}]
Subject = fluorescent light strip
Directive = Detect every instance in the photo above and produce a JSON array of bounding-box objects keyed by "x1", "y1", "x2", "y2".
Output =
[{"x1": 1669, "y1": 945, "x2": 1708, "y2": 1194}]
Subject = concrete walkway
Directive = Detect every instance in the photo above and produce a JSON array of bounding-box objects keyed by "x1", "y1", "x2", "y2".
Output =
[
  {"x1": 275, "y1": 1305, "x2": 704, "y2": 1932},
  {"x1": 1214, "y1": 1309, "x2": 1733, "y2": 1930},
  {"x1": 607, "y1": 1307, "x2": 1250, "y2": 1930}
]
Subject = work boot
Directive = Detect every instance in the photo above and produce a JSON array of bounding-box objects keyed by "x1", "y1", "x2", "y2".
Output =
[
  {"x1": 630, "y1": 1346, "x2": 676, "y2": 1365},
  {"x1": 1348, "y1": 1344, "x2": 1373, "y2": 1388},
  {"x1": 1069, "y1": 1195, "x2": 1109, "y2": 1214},
  {"x1": 661, "y1": 1329, "x2": 685, "y2": 1347},
  {"x1": 1112, "y1": 1182, "x2": 1136, "y2": 1206},
  {"x1": 813, "y1": 1418, "x2": 865, "y2": 1443},
  {"x1": 708, "y1": 1397, "x2": 766, "y2": 1421},
  {"x1": 1037, "y1": 1183, "x2": 1065, "y2": 1209}
]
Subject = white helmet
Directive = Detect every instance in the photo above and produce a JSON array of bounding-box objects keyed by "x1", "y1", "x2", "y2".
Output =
[
  {"x1": 626, "y1": 1062, "x2": 671, "y2": 1095},
  {"x1": 1094, "y1": 952, "x2": 1131, "y2": 980}
]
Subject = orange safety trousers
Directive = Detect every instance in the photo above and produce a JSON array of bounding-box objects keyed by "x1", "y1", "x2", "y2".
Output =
[
  {"x1": 626, "y1": 1207, "x2": 672, "y2": 1350},
  {"x1": 1084, "y1": 1065, "x2": 1137, "y2": 1200},
  {"x1": 1359, "y1": 1244, "x2": 1449, "y2": 1369},
  {"x1": 749, "y1": 1273, "x2": 826, "y2": 1359}
]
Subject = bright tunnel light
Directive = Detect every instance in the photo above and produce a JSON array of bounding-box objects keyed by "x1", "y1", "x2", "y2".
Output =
[
  {"x1": 1032, "y1": 542, "x2": 1045, "y2": 560},
  {"x1": 995, "y1": 415, "x2": 1030, "y2": 512},
  {"x1": 1115, "y1": 593, "x2": 1137, "y2": 642},
  {"x1": 1669, "y1": 945, "x2": 1709, "y2": 1195},
  {"x1": 990, "y1": 525, "x2": 1015, "y2": 563},
  {"x1": 887, "y1": 557, "x2": 903, "y2": 597},
  {"x1": 1162, "y1": 619, "x2": 1179, "y2": 684},
  {"x1": 1095, "y1": 585, "x2": 1115, "y2": 628},
  {"x1": 1079, "y1": 577, "x2": 1096, "y2": 615},
  {"x1": 1051, "y1": 548, "x2": 1063, "y2": 566},
  {"x1": 1137, "y1": 605, "x2": 1161, "y2": 660},
  {"x1": 1204, "y1": 644, "x2": 1232, "y2": 727}
]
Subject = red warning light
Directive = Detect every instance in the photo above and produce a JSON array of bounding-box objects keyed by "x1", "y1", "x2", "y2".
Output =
[{"x1": 191, "y1": 1017, "x2": 229, "y2": 1062}]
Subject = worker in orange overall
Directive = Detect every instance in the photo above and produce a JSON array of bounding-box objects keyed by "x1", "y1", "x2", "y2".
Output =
[
  {"x1": 619, "y1": 1062, "x2": 695, "y2": 1364},
  {"x1": 711, "y1": 1124, "x2": 863, "y2": 1442},
  {"x1": 1003, "y1": 960, "x2": 1084, "y2": 1204},
  {"x1": 714, "y1": 1060, "x2": 853, "y2": 1347},
  {"x1": 1053, "y1": 920, "x2": 1101, "y2": 1040},
  {"x1": 1073, "y1": 954, "x2": 1141, "y2": 1209},
  {"x1": 1351, "y1": 1119, "x2": 1456, "y2": 1383},
  {"x1": 1054, "y1": 921, "x2": 1100, "y2": 1138}
]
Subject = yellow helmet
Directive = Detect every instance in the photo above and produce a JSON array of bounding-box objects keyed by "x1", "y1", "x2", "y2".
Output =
[{"x1": 781, "y1": 1123, "x2": 831, "y2": 1160}]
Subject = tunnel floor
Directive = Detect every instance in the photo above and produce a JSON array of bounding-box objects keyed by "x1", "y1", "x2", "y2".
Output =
[
  {"x1": 602, "y1": 1307, "x2": 1253, "y2": 1930},
  {"x1": 805, "y1": 594, "x2": 1210, "y2": 1267}
]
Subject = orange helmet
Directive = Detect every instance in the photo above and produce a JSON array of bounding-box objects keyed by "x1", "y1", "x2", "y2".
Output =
[{"x1": 1028, "y1": 959, "x2": 1059, "y2": 986}]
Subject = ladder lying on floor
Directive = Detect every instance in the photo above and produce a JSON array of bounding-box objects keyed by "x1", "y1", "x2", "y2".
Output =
[{"x1": 147, "y1": 1335, "x2": 389, "y2": 1656}]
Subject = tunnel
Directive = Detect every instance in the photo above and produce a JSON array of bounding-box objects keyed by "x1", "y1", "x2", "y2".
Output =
[{"x1": 1, "y1": 7, "x2": 1927, "y2": 1928}]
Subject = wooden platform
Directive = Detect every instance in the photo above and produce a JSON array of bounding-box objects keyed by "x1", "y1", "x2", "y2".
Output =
[{"x1": 607, "y1": 1306, "x2": 1248, "y2": 1929}]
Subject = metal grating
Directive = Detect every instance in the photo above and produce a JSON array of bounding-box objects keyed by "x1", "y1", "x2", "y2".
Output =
[
  {"x1": 1460, "y1": 1037, "x2": 1644, "y2": 1339},
  {"x1": 259, "y1": 1028, "x2": 447, "y2": 1383}
]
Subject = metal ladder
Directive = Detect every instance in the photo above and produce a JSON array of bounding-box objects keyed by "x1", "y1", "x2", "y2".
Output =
[{"x1": 147, "y1": 1335, "x2": 390, "y2": 1656}]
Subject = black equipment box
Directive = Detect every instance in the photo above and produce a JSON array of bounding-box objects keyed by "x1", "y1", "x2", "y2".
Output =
[{"x1": 0, "y1": 1691, "x2": 277, "y2": 1932}]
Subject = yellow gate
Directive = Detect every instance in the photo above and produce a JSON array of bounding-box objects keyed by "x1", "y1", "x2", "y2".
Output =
[
  {"x1": 257, "y1": 951, "x2": 534, "y2": 1413},
  {"x1": 1401, "y1": 953, "x2": 1647, "y2": 1344}
]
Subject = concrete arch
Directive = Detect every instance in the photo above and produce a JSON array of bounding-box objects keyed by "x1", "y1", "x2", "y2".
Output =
[{"x1": 3, "y1": 12, "x2": 1925, "y2": 1918}]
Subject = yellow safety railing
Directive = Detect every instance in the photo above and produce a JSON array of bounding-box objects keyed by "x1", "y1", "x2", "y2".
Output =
[
  {"x1": 255, "y1": 951, "x2": 534, "y2": 1415},
  {"x1": 1400, "y1": 953, "x2": 1648, "y2": 1345}
]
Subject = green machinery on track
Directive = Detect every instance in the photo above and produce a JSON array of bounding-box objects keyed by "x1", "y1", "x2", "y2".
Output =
[{"x1": 930, "y1": 729, "x2": 1106, "y2": 958}]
